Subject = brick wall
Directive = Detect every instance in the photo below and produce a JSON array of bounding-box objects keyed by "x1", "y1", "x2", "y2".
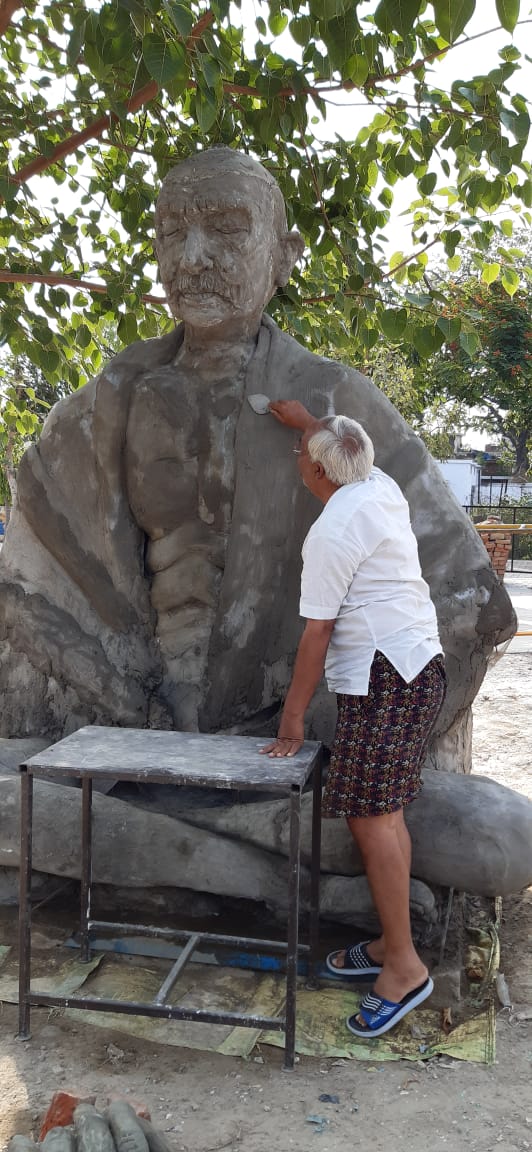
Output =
[{"x1": 478, "y1": 528, "x2": 512, "y2": 581}]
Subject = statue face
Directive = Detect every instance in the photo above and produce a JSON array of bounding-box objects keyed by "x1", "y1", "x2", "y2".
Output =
[{"x1": 156, "y1": 173, "x2": 282, "y2": 331}]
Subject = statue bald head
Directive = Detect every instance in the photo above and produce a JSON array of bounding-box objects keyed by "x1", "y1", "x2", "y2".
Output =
[
  {"x1": 158, "y1": 147, "x2": 290, "y2": 233},
  {"x1": 155, "y1": 147, "x2": 304, "y2": 333}
]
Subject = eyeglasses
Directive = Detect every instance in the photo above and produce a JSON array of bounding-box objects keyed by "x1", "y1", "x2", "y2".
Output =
[{"x1": 293, "y1": 445, "x2": 308, "y2": 456}]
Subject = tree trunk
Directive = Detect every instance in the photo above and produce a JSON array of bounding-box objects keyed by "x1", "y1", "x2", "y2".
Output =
[{"x1": 513, "y1": 429, "x2": 531, "y2": 477}]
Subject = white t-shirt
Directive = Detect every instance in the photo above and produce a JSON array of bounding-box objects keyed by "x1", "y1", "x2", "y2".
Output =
[{"x1": 299, "y1": 467, "x2": 442, "y2": 695}]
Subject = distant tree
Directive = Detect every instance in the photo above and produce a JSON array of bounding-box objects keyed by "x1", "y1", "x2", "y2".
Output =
[
  {"x1": 362, "y1": 343, "x2": 469, "y2": 460},
  {"x1": 417, "y1": 283, "x2": 532, "y2": 475},
  {"x1": 0, "y1": 354, "x2": 70, "y2": 506}
]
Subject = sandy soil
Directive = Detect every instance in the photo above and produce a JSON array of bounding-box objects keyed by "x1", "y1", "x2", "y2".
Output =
[{"x1": 1, "y1": 652, "x2": 531, "y2": 1152}]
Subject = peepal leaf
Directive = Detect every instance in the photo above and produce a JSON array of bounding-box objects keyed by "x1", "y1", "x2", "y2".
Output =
[
  {"x1": 142, "y1": 34, "x2": 187, "y2": 89},
  {"x1": 433, "y1": 0, "x2": 475, "y2": 43},
  {"x1": 375, "y1": 0, "x2": 422, "y2": 39},
  {"x1": 495, "y1": 0, "x2": 520, "y2": 34}
]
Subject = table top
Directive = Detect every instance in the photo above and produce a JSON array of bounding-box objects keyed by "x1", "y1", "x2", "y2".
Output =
[{"x1": 21, "y1": 726, "x2": 322, "y2": 792}]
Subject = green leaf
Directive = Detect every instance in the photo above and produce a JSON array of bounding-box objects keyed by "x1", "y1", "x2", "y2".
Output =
[
  {"x1": 289, "y1": 16, "x2": 312, "y2": 46},
  {"x1": 269, "y1": 11, "x2": 288, "y2": 36},
  {"x1": 375, "y1": 0, "x2": 422, "y2": 38},
  {"x1": 345, "y1": 54, "x2": 369, "y2": 86},
  {"x1": 500, "y1": 219, "x2": 514, "y2": 237},
  {"x1": 481, "y1": 262, "x2": 501, "y2": 284},
  {"x1": 389, "y1": 251, "x2": 405, "y2": 272},
  {"x1": 67, "y1": 18, "x2": 86, "y2": 66},
  {"x1": 195, "y1": 86, "x2": 219, "y2": 134},
  {"x1": 459, "y1": 330, "x2": 480, "y2": 357},
  {"x1": 164, "y1": 1, "x2": 194, "y2": 38},
  {"x1": 76, "y1": 324, "x2": 92, "y2": 349},
  {"x1": 413, "y1": 326, "x2": 445, "y2": 358},
  {"x1": 379, "y1": 308, "x2": 408, "y2": 342},
  {"x1": 142, "y1": 34, "x2": 187, "y2": 89},
  {"x1": 501, "y1": 267, "x2": 520, "y2": 296},
  {"x1": 360, "y1": 326, "x2": 379, "y2": 351},
  {"x1": 419, "y1": 173, "x2": 437, "y2": 196},
  {"x1": 118, "y1": 313, "x2": 138, "y2": 344},
  {"x1": 447, "y1": 254, "x2": 461, "y2": 272},
  {"x1": 393, "y1": 153, "x2": 416, "y2": 178},
  {"x1": 433, "y1": 0, "x2": 475, "y2": 44},
  {"x1": 200, "y1": 54, "x2": 222, "y2": 92},
  {"x1": 495, "y1": 0, "x2": 520, "y2": 33},
  {"x1": 437, "y1": 316, "x2": 461, "y2": 342}
]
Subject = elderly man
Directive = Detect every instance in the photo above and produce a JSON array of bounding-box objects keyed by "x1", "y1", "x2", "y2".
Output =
[
  {"x1": 263, "y1": 401, "x2": 444, "y2": 1036},
  {"x1": 0, "y1": 147, "x2": 513, "y2": 751}
]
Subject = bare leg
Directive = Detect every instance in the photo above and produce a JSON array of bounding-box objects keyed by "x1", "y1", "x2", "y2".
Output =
[
  {"x1": 330, "y1": 811, "x2": 412, "y2": 969},
  {"x1": 347, "y1": 808, "x2": 427, "y2": 1013}
]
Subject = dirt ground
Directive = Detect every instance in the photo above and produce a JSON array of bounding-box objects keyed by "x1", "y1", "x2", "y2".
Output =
[{"x1": 1, "y1": 651, "x2": 531, "y2": 1152}]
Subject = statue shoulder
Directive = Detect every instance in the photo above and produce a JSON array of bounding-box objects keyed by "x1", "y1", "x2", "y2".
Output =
[
  {"x1": 103, "y1": 326, "x2": 183, "y2": 374},
  {"x1": 262, "y1": 313, "x2": 371, "y2": 388},
  {"x1": 41, "y1": 327, "x2": 184, "y2": 431}
]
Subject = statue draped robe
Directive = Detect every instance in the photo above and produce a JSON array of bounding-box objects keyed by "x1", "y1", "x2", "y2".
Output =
[{"x1": 0, "y1": 316, "x2": 515, "y2": 758}]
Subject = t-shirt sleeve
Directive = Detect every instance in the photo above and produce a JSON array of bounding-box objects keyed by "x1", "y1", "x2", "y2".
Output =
[{"x1": 299, "y1": 532, "x2": 361, "y2": 620}]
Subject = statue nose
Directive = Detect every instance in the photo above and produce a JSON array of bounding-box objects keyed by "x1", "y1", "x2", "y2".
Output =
[{"x1": 181, "y1": 225, "x2": 213, "y2": 272}]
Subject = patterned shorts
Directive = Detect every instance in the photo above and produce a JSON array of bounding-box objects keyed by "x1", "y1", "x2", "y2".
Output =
[{"x1": 322, "y1": 651, "x2": 447, "y2": 819}]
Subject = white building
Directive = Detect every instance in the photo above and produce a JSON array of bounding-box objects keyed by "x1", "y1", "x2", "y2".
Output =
[{"x1": 436, "y1": 459, "x2": 481, "y2": 508}]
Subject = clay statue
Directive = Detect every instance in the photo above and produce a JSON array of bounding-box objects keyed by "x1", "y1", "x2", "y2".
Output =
[
  {"x1": 0, "y1": 147, "x2": 515, "y2": 760},
  {"x1": 1, "y1": 147, "x2": 530, "y2": 922}
]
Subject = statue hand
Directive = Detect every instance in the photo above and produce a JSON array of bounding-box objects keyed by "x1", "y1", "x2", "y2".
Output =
[{"x1": 268, "y1": 400, "x2": 316, "y2": 430}]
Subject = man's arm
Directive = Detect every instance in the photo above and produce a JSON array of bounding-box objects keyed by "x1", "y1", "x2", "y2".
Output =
[
  {"x1": 261, "y1": 617, "x2": 335, "y2": 758},
  {"x1": 268, "y1": 400, "x2": 321, "y2": 431}
]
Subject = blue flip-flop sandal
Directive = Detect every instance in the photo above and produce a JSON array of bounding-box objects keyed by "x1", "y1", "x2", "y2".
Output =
[
  {"x1": 346, "y1": 976, "x2": 434, "y2": 1037},
  {"x1": 326, "y1": 941, "x2": 382, "y2": 978}
]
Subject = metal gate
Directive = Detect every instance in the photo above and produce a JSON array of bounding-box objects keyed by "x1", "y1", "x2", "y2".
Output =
[{"x1": 463, "y1": 504, "x2": 532, "y2": 575}]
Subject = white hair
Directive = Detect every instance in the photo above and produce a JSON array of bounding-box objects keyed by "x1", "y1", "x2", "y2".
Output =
[{"x1": 307, "y1": 416, "x2": 374, "y2": 486}]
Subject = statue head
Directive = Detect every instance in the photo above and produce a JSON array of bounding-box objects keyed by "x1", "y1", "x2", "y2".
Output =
[{"x1": 155, "y1": 148, "x2": 304, "y2": 334}]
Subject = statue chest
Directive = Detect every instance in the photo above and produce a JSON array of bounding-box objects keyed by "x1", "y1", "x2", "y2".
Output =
[{"x1": 125, "y1": 365, "x2": 245, "y2": 538}]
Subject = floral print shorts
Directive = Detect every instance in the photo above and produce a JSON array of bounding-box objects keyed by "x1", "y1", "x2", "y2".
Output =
[{"x1": 322, "y1": 651, "x2": 447, "y2": 819}]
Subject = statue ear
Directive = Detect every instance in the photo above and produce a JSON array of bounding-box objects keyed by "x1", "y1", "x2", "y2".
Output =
[{"x1": 275, "y1": 231, "x2": 305, "y2": 286}]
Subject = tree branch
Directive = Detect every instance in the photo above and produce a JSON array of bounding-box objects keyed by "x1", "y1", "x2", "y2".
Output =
[
  {"x1": 6, "y1": 17, "x2": 530, "y2": 197},
  {"x1": 0, "y1": 0, "x2": 22, "y2": 37},
  {"x1": 6, "y1": 11, "x2": 215, "y2": 191},
  {"x1": 0, "y1": 270, "x2": 167, "y2": 307},
  {"x1": 381, "y1": 237, "x2": 441, "y2": 279},
  {"x1": 480, "y1": 399, "x2": 514, "y2": 444}
]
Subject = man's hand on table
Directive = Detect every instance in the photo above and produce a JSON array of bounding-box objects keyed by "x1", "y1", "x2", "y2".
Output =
[{"x1": 260, "y1": 712, "x2": 304, "y2": 758}]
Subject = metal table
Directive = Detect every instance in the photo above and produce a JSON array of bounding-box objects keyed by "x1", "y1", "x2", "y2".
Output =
[{"x1": 18, "y1": 726, "x2": 323, "y2": 1070}]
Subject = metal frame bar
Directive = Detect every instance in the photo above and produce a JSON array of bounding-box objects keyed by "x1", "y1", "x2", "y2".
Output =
[
  {"x1": 85, "y1": 920, "x2": 310, "y2": 954},
  {"x1": 154, "y1": 933, "x2": 200, "y2": 1005},
  {"x1": 18, "y1": 750, "x2": 322, "y2": 1070},
  {"x1": 308, "y1": 754, "x2": 322, "y2": 990},
  {"x1": 283, "y1": 785, "x2": 301, "y2": 1071},
  {"x1": 24, "y1": 991, "x2": 284, "y2": 1030},
  {"x1": 80, "y1": 776, "x2": 93, "y2": 962},
  {"x1": 17, "y1": 769, "x2": 33, "y2": 1040}
]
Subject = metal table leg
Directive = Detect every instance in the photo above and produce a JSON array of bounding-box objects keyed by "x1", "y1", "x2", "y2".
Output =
[
  {"x1": 283, "y1": 784, "x2": 301, "y2": 1071},
  {"x1": 80, "y1": 777, "x2": 93, "y2": 962},
  {"x1": 18, "y1": 769, "x2": 33, "y2": 1039},
  {"x1": 307, "y1": 753, "x2": 322, "y2": 989}
]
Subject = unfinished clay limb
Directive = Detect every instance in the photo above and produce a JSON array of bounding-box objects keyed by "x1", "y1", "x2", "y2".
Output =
[
  {"x1": 73, "y1": 1106, "x2": 115, "y2": 1152},
  {"x1": 42, "y1": 1129, "x2": 76, "y2": 1152},
  {"x1": 136, "y1": 1118, "x2": 176, "y2": 1152},
  {"x1": 8, "y1": 1138, "x2": 40, "y2": 1152},
  {"x1": 105, "y1": 1104, "x2": 149, "y2": 1152}
]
